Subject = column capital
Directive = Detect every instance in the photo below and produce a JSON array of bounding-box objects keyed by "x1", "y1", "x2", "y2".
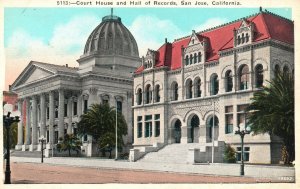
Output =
[{"x1": 89, "y1": 87, "x2": 98, "y2": 95}]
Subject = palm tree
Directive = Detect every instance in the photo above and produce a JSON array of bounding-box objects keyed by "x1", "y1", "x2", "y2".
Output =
[
  {"x1": 57, "y1": 134, "x2": 81, "y2": 157},
  {"x1": 77, "y1": 103, "x2": 128, "y2": 157},
  {"x1": 247, "y1": 72, "x2": 294, "y2": 164}
]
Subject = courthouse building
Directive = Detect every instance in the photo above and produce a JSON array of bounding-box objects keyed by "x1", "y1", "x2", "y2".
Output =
[
  {"x1": 131, "y1": 9, "x2": 294, "y2": 164},
  {"x1": 11, "y1": 13, "x2": 140, "y2": 156}
]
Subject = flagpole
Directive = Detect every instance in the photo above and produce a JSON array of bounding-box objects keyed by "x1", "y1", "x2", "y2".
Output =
[{"x1": 212, "y1": 101, "x2": 215, "y2": 164}]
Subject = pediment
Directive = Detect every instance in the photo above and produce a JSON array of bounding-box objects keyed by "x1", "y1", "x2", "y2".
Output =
[
  {"x1": 188, "y1": 31, "x2": 201, "y2": 46},
  {"x1": 11, "y1": 62, "x2": 55, "y2": 89},
  {"x1": 24, "y1": 67, "x2": 53, "y2": 84},
  {"x1": 239, "y1": 19, "x2": 250, "y2": 28}
]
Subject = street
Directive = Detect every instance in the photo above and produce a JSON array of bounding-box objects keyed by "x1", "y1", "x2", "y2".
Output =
[{"x1": 10, "y1": 162, "x2": 274, "y2": 184}]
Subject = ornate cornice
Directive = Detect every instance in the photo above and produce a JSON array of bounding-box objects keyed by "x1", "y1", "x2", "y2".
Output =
[{"x1": 219, "y1": 39, "x2": 294, "y2": 58}]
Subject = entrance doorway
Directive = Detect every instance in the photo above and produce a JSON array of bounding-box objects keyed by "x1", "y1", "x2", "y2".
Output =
[
  {"x1": 189, "y1": 115, "x2": 199, "y2": 143},
  {"x1": 207, "y1": 116, "x2": 219, "y2": 142},
  {"x1": 174, "y1": 120, "x2": 182, "y2": 143}
]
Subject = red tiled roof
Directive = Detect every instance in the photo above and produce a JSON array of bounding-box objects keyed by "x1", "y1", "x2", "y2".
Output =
[{"x1": 135, "y1": 12, "x2": 293, "y2": 73}]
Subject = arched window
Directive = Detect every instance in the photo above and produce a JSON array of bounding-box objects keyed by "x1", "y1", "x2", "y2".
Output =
[
  {"x1": 225, "y1": 70, "x2": 233, "y2": 92},
  {"x1": 238, "y1": 36, "x2": 241, "y2": 45},
  {"x1": 185, "y1": 55, "x2": 189, "y2": 66},
  {"x1": 194, "y1": 53, "x2": 197, "y2": 63},
  {"x1": 171, "y1": 82, "x2": 179, "y2": 101},
  {"x1": 241, "y1": 33, "x2": 245, "y2": 43},
  {"x1": 274, "y1": 64, "x2": 280, "y2": 76},
  {"x1": 245, "y1": 33, "x2": 249, "y2": 43},
  {"x1": 137, "y1": 88, "x2": 142, "y2": 105},
  {"x1": 145, "y1": 84, "x2": 152, "y2": 104},
  {"x1": 194, "y1": 77, "x2": 201, "y2": 97},
  {"x1": 239, "y1": 65, "x2": 249, "y2": 90},
  {"x1": 186, "y1": 79, "x2": 193, "y2": 99},
  {"x1": 198, "y1": 52, "x2": 202, "y2": 62},
  {"x1": 190, "y1": 54, "x2": 193, "y2": 65},
  {"x1": 210, "y1": 74, "x2": 219, "y2": 95},
  {"x1": 154, "y1": 85, "x2": 160, "y2": 103},
  {"x1": 283, "y1": 65, "x2": 290, "y2": 75},
  {"x1": 255, "y1": 64, "x2": 264, "y2": 88}
]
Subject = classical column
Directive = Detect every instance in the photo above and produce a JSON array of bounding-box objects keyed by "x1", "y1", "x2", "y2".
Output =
[
  {"x1": 25, "y1": 98, "x2": 31, "y2": 145},
  {"x1": 58, "y1": 89, "x2": 65, "y2": 139},
  {"x1": 31, "y1": 96, "x2": 38, "y2": 146},
  {"x1": 181, "y1": 124, "x2": 188, "y2": 144},
  {"x1": 77, "y1": 94, "x2": 82, "y2": 118},
  {"x1": 17, "y1": 99, "x2": 23, "y2": 147},
  {"x1": 49, "y1": 91, "x2": 55, "y2": 144},
  {"x1": 88, "y1": 88, "x2": 97, "y2": 107},
  {"x1": 67, "y1": 97, "x2": 72, "y2": 134},
  {"x1": 40, "y1": 93, "x2": 46, "y2": 138}
]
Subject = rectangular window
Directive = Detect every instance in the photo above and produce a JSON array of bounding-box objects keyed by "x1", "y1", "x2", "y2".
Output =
[
  {"x1": 64, "y1": 103, "x2": 68, "y2": 117},
  {"x1": 47, "y1": 107, "x2": 49, "y2": 120},
  {"x1": 225, "y1": 114, "x2": 233, "y2": 134},
  {"x1": 237, "y1": 104, "x2": 249, "y2": 129},
  {"x1": 225, "y1": 106, "x2": 233, "y2": 134},
  {"x1": 73, "y1": 101, "x2": 77, "y2": 116},
  {"x1": 84, "y1": 134, "x2": 88, "y2": 141},
  {"x1": 117, "y1": 101, "x2": 122, "y2": 113},
  {"x1": 84, "y1": 100, "x2": 88, "y2": 113},
  {"x1": 137, "y1": 116, "x2": 142, "y2": 138},
  {"x1": 64, "y1": 129, "x2": 67, "y2": 136},
  {"x1": 145, "y1": 115, "x2": 152, "y2": 137},
  {"x1": 236, "y1": 147, "x2": 250, "y2": 162},
  {"x1": 73, "y1": 128, "x2": 77, "y2": 136},
  {"x1": 55, "y1": 106, "x2": 58, "y2": 118},
  {"x1": 155, "y1": 114, "x2": 160, "y2": 137},
  {"x1": 54, "y1": 131, "x2": 58, "y2": 144},
  {"x1": 46, "y1": 130, "x2": 49, "y2": 143}
]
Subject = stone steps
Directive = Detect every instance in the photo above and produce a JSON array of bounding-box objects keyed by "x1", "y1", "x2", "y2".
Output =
[
  {"x1": 11, "y1": 150, "x2": 42, "y2": 158},
  {"x1": 139, "y1": 144, "x2": 202, "y2": 164}
]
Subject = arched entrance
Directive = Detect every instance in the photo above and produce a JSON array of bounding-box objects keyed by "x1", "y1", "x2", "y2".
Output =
[
  {"x1": 207, "y1": 115, "x2": 219, "y2": 142},
  {"x1": 188, "y1": 115, "x2": 200, "y2": 143},
  {"x1": 174, "y1": 120, "x2": 182, "y2": 143}
]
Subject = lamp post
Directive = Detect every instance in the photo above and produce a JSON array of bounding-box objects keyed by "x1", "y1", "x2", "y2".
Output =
[
  {"x1": 39, "y1": 135, "x2": 46, "y2": 163},
  {"x1": 3, "y1": 104, "x2": 21, "y2": 184},
  {"x1": 115, "y1": 99, "x2": 118, "y2": 161},
  {"x1": 235, "y1": 111, "x2": 251, "y2": 176}
]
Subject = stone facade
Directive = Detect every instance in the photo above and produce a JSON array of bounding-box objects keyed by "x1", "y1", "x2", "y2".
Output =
[
  {"x1": 131, "y1": 10, "x2": 294, "y2": 164},
  {"x1": 11, "y1": 13, "x2": 140, "y2": 156}
]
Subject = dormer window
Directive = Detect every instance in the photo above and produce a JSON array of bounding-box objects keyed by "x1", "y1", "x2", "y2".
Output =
[
  {"x1": 235, "y1": 19, "x2": 254, "y2": 47},
  {"x1": 143, "y1": 49, "x2": 156, "y2": 70},
  {"x1": 183, "y1": 30, "x2": 206, "y2": 67}
]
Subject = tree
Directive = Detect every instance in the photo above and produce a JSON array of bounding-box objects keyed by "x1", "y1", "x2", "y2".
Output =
[
  {"x1": 247, "y1": 72, "x2": 294, "y2": 164},
  {"x1": 57, "y1": 134, "x2": 81, "y2": 157},
  {"x1": 223, "y1": 144, "x2": 236, "y2": 163},
  {"x1": 3, "y1": 122, "x2": 18, "y2": 149},
  {"x1": 77, "y1": 103, "x2": 128, "y2": 157}
]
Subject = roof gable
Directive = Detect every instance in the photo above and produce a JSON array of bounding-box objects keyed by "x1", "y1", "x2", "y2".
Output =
[{"x1": 11, "y1": 62, "x2": 55, "y2": 89}]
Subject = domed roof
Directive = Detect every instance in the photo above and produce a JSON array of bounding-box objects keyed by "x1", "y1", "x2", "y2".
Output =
[{"x1": 83, "y1": 14, "x2": 139, "y2": 58}]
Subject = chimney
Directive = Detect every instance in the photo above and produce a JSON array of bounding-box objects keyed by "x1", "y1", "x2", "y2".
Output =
[{"x1": 165, "y1": 38, "x2": 168, "y2": 43}]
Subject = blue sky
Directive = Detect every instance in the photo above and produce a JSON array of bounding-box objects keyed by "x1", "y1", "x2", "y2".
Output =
[{"x1": 4, "y1": 7, "x2": 292, "y2": 89}]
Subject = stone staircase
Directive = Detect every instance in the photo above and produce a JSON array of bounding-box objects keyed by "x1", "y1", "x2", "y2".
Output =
[
  {"x1": 138, "y1": 143, "x2": 202, "y2": 164},
  {"x1": 11, "y1": 150, "x2": 42, "y2": 158}
]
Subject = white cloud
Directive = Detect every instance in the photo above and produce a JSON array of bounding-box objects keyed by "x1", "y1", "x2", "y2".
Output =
[
  {"x1": 129, "y1": 15, "x2": 185, "y2": 56},
  {"x1": 5, "y1": 15, "x2": 100, "y2": 89},
  {"x1": 194, "y1": 18, "x2": 229, "y2": 32}
]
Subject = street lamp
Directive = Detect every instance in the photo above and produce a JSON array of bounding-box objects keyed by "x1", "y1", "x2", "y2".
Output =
[
  {"x1": 3, "y1": 104, "x2": 21, "y2": 184},
  {"x1": 234, "y1": 111, "x2": 251, "y2": 176},
  {"x1": 39, "y1": 135, "x2": 46, "y2": 163}
]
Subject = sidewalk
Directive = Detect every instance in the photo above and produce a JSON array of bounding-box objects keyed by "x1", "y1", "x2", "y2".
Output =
[{"x1": 11, "y1": 156, "x2": 295, "y2": 182}]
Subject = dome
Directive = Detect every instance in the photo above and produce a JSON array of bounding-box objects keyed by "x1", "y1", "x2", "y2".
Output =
[{"x1": 83, "y1": 14, "x2": 139, "y2": 58}]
